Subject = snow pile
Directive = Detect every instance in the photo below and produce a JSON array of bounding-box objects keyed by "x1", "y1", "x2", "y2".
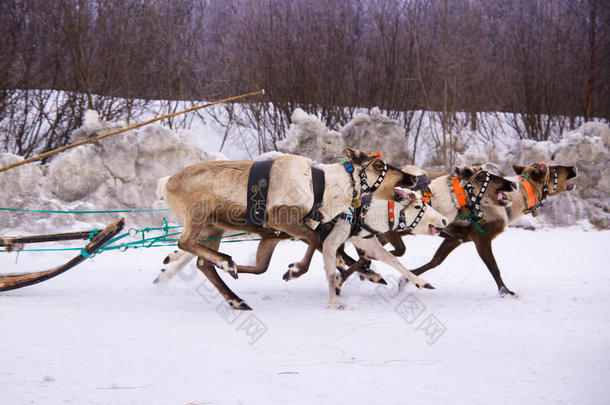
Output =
[
  {"x1": 0, "y1": 111, "x2": 225, "y2": 233},
  {"x1": 341, "y1": 108, "x2": 410, "y2": 166},
  {"x1": 278, "y1": 107, "x2": 410, "y2": 165},
  {"x1": 462, "y1": 122, "x2": 610, "y2": 228},
  {"x1": 277, "y1": 109, "x2": 345, "y2": 162}
]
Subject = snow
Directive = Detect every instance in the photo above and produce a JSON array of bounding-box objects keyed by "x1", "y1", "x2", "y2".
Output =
[
  {"x1": 278, "y1": 107, "x2": 410, "y2": 166},
  {"x1": 0, "y1": 112, "x2": 227, "y2": 234},
  {"x1": 1, "y1": 227, "x2": 609, "y2": 405}
]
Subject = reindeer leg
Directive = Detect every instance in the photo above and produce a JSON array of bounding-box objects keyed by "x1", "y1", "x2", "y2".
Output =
[
  {"x1": 334, "y1": 246, "x2": 386, "y2": 295},
  {"x1": 411, "y1": 237, "x2": 463, "y2": 276},
  {"x1": 153, "y1": 250, "x2": 195, "y2": 284},
  {"x1": 178, "y1": 222, "x2": 239, "y2": 279},
  {"x1": 192, "y1": 228, "x2": 252, "y2": 310},
  {"x1": 196, "y1": 257, "x2": 252, "y2": 310},
  {"x1": 236, "y1": 236, "x2": 283, "y2": 274},
  {"x1": 266, "y1": 206, "x2": 320, "y2": 281},
  {"x1": 351, "y1": 237, "x2": 434, "y2": 290},
  {"x1": 396, "y1": 236, "x2": 462, "y2": 290},
  {"x1": 162, "y1": 249, "x2": 185, "y2": 265},
  {"x1": 378, "y1": 231, "x2": 406, "y2": 257},
  {"x1": 470, "y1": 226, "x2": 516, "y2": 297}
]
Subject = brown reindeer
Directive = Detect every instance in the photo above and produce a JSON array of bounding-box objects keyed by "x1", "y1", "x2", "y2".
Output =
[
  {"x1": 157, "y1": 148, "x2": 421, "y2": 309},
  {"x1": 384, "y1": 163, "x2": 577, "y2": 297},
  {"x1": 334, "y1": 166, "x2": 519, "y2": 294}
]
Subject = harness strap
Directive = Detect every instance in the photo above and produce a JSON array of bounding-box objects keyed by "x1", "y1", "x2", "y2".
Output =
[
  {"x1": 396, "y1": 200, "x2": 427, "y2": 231},
  {"x1": 359, "y1": 161, "x2": 388, "y2": 194},
  {"x1": 343, "y1": 161, "x2": 360, "y2": 207},
  {"x1": 304, "y1": 166, "x2": 325, "y2": 222},
  {"x1": 245, "y1": 159, "x2": 274, "y2": 225},
  {"x1": 450, "y1": 176, "x2": 468, "y2": 207},
  {"x1": 521, "y1": 162, "x2": 556, "y2": 216},
  {"x1": 520, "y1": 176, "x2": 537, "y2": 210},
  {"x1": 412, "y1": 175, "x2": 433, "y2": 204},
  {"x1": 449, "y1": 171, "x2": 489, "y2": 233},
  {"x1": 388, "y1": 200, "x2": 395, "y2": 229}
]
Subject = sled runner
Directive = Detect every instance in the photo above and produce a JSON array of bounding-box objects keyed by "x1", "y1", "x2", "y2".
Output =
[{"x1": 0, "y1": 218, "x2": 125, "y2": 291}]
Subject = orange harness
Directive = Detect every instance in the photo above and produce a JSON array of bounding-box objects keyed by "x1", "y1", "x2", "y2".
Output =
[
  {"x1": 520, "y1": 162, "x2": 553, "y2": 216},
  {"x1": 520, "y1": 177, "x2": 537, "y2": 210},
  {"x1": 450, "y1": 176, "x2": 468, "y2": 207},
  {"x1": 388, "y1": 200, "x2": 395, "y2": 228},
  {"x1": 448, "y1": 171, "x2": 490, "y2": 234}
]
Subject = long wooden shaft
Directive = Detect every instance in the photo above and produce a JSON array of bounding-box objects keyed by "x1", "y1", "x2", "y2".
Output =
[{"x1": 0, "y1": 89, "x2": 265, "y2": 174}]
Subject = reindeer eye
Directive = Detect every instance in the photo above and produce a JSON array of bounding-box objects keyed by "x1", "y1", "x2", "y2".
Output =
[{"x1": 373, "y1": 161, "x2": 384, "y2": 171}]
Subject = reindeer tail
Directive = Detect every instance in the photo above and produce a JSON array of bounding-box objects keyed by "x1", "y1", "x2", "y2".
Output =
[{"x1": 156, "y1": 176, "x2": 171, "y2": 201}]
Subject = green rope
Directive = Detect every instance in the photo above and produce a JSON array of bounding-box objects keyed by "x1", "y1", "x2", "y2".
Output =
[
  {"x1": 0, "y1": 207, "x2": 171, "y2": 214},
  {"x1": 0, "y1": 219, "x2": 260, "y2": 254},
  {"x1": 459, "y1": 213, "x2": 484, "y2": 234}
]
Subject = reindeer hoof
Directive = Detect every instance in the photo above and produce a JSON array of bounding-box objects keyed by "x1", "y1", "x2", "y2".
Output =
[
  {"x1": 423, "y1": 283, "x2": 435, "y2": 290},
  {"x1": 358, "y1": 274, "x2": 365, "y2": 281},
  {"x1": 282, "y1": 264, "x2": 303, "y2": 281},
  {"x1": 499, "y1": 287, "x2": 517, "y2": 298},
  {"x1": 228, "y1": 269, "x2": 238, "y2": 280},
  {"x1": 229, "y1": 300, "x2": 252, "y2": 310},
  {"x1": 378, "y1": 278, "x2": 387, "y2": 285},
  {"x1": 329, "y1": 301, "x2": 346, "y2": 310},
  {"x1": 163, "y1": 256, "x2": 170, "y2": 265},
  {"x1": 153, "y1": 277, "x2": 160, "y2": 285}
]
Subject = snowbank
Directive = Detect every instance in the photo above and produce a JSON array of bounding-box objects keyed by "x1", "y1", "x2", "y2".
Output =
[
  {"x1": 278, "y1": 107, "x2": 410, "y2": 166},
  {"x1": 0, "y1": 111, "x2": 226, "y2": 233},
  {"x1": 277, "y1": 109, "x2": 345, "y2": 162}
]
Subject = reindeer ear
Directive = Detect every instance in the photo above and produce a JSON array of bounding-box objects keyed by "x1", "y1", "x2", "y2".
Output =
[
  {"x1": 454, "y1": 166, "x2": 473, "y2": 178},
  {"x1": 344, "y1": 148, "x2": 378, "y2": 165},
  {"x1": 513, "y1": 165, "x2": 525, "y2": 175},
  {"x1": 344, "y1": 148, "x2": 362, "y2": 163},
  {"x1": 393, "y1": 188, "x2": 414, "y2": 202}
]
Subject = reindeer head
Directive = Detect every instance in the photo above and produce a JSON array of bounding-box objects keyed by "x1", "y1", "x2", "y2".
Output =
[
  {"x1": 344, "y1": 148, "x2": 417, "y2": 199},
  {"x1": 453, "y1": 165, "x2": 517, "y2": 207},
  {"x1": 393, "y1": 188, "x2": 448, "y2": 236},
  {"x1": 513, "y1": 163, "x2": 577, "y2": 195}
]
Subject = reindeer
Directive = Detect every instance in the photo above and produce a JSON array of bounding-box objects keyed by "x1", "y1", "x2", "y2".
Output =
[
  {"x1": 156, "y1": 148, "x2": 428, "y2": 309},
  {"x1": 318, "y1": 188, "x2": 448, "y2": 308},
  {"x1": 333, "y1": 166, "x2": 518, "y2": 294},
  {"x1": 374, "y1": 162, "x2": 577, "y2": 297}
]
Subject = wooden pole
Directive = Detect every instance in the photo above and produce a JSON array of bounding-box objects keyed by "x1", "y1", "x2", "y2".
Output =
[{"x1": 0, "y1": 89, "x2": 265, "y2": 174}]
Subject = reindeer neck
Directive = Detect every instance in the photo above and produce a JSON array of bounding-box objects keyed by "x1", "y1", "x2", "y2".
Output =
[
  {"x1": 505, "y1": 175, "x2": 530, "y2": 224},
  {"x1": 318, "y1": 163, "x2": 361, "y2": 220},
  {"x1": 427, "y1": 175, "x2": 461, "y2": 222}
]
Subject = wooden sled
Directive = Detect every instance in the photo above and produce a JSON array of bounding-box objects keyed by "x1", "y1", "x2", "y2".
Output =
[{"x1": 0, "y1": 217, "x2": 125, "y2": 292}]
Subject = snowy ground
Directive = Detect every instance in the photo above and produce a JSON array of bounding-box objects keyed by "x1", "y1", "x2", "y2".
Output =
[{"x1": 1, "y1": 227, "x2": 609, "y2": 405}]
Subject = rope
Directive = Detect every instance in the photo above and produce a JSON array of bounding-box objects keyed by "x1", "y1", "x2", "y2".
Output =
[
  {"x1": 0, "y1": 89, "x2": 265, "y2": 174},
  {"x1": 0, "y1": 217, "x2": 261, "y2": 254}
]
